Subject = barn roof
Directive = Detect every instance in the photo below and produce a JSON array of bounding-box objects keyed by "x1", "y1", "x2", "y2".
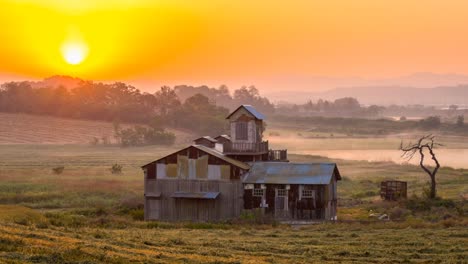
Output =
[
  {"x1": 194, "y1": 136, "x2": 217, "y2": 143},
  {"x1": 226, "y1": 105, "x2": 265, "y2": 120},
  {"x1": 243, "y1": 162, "x2": 341, "y2": 185},
  {"x1": 214, "y1": 134, "x2": 231, "y2": 141},
  {"x1": 141, "y1": 144, "x2": 250, "y2": 170}
]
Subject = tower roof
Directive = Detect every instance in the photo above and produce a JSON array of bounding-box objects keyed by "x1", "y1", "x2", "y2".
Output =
[{"x1": 226, "y1": 105, "x2": 265, "y2": 120}]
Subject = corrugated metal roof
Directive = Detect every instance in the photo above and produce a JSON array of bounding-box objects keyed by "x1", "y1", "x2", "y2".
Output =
[
  {"x1": 171, "y1": 191, "x2": 220, "y2": 199},
  {"x1": 215, "y1": 134, "x2": 231, "y2": 141},
  {"x1": 194, "y1": 136, "x2": 217, "y2": 143},
  {"x1": 194, "y1": 145, "x2": 250, "y2": 170},
  {"x1": 243, "y1": 162, "x2": 340, "y2": 185},
  {"x1": 226, "y1": 105, "x2": 266, "y2": 120}
]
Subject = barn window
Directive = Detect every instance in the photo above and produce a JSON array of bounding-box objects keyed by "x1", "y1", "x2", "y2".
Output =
[
  {"x1": 302, "y1": 189, "x2": 315, "y2": 198},
  {"x1": 253, "y1": 188, "x2": 264, "y2": 197},
  {"x1": 277, "y1": 189, "x2": 288, "y2": 197},
  {"x1": 236, "y1": 122, "x2": 248, "y2": 140}
]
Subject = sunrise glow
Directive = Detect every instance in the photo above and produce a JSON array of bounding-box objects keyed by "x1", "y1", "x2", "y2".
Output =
[
  {"x1": 61, "y1": 42, "x2": 88, "y2": 65},
  {"x1": 0, "y1": 0, "x2": 468, "y2": 88}
]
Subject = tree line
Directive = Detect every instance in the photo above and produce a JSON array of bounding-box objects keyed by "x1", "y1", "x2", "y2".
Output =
[
  {"x1": 0, "y1": 80, "x2": 276, "y2": 146},
  {"x1": 276, "y1": 97, "x2": 385, "y2": 117}
]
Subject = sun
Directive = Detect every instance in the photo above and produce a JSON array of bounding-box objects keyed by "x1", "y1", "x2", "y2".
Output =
[{"x1": 61, "y1": 42, "x2": 88, "y2": 65}]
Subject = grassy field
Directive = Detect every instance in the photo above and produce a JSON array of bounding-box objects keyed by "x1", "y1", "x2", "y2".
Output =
[
  {"x1": 0, "y1": 144, "x2": 466, "y2": 263},
  {"x1": 0, "y1": 113, "x2": 193, "y2": 145},
  {"x1": 0, "y1": 214, "x2": 466, "y2": 263},
  {"x1": 0, "y1": 113, "x2": 466, "y2": 263}
]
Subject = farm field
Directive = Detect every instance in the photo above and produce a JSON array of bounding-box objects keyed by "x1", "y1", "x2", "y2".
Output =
[
  {"x1": 0, "y1": 113, "x2": 193, "y2": 145},
  {"x1": 0, "y1": 144, "x2": 466, "y2": 263},
  {"x1": 0, "y1": 215, "x2": 466, "y2": 263},
  {"x1": 0, "y1": 115, "x2": 467, "y2": 263}
]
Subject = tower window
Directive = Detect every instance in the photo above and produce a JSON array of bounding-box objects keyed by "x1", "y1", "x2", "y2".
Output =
[{"x1": 236, "y1": 122, "x2": 248, "y2": 140}]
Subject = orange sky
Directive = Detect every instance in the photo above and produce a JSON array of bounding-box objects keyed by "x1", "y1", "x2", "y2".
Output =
[{"x1": 1, "y1": 0, "x2": 468, "y2": 90}]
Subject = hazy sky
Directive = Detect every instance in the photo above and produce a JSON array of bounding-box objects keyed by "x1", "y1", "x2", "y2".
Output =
[{"x1": 1, "y1": 0, "x2": 468, "y2": 90}]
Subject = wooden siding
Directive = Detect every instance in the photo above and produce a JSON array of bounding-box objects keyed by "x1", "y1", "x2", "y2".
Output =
[
  {"x1": 243, "y1": 182, "x2": 338, "y2": 221},
  {"x1": 145, "y1": 179, "x2": 243, "y2": 222},
  {"x1": 229, "y1": 108, "x2": 262, "y2": 145},
  {"x1": 153, "y1": 146, "x2": 246, "y2": 180}
]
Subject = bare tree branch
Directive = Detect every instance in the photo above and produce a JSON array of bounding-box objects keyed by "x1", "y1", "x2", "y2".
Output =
[{"x1": 399, "y1": 134, "x2": 441, "y2": 199}]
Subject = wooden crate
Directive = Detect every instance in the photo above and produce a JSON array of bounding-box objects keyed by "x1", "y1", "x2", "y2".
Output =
[{"x1": 380, "y1": 181, "x2": 407, "y2": 200}]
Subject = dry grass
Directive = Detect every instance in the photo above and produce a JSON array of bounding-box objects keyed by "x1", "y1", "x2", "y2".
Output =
[
  {"x1": 0, "y1": 218, "x2": 466, "y2": 263},
  {"x1": 0, "y1": 118, "x2": 467, "y2": 263},
  {"x1": 0, "y1": 112, "x2": 193, "y2": 145}
]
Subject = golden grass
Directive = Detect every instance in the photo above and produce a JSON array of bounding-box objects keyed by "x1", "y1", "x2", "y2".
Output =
[
  {"x1": 0, "y1": 112, "x2": 193, "y2": 145},
  {"x1": 0, "y1": 222, "x2": 466, "y2": 263}
]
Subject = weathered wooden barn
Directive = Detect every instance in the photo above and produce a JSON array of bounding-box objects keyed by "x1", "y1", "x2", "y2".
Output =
[{"x1": 142, "y1": 105, "x2": 341, "y2": 222}]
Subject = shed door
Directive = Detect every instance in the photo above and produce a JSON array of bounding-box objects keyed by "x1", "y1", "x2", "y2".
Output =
[
  {"x1": 147, "y1": 199, "x2": 160, "y2": 220},
  {"x1": 274, "y1": 188, "x2": 288, "y2": 219}
]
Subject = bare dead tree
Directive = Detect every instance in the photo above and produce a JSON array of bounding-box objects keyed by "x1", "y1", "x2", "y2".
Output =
[{"x1": 400, "y1": 135, "x2": 442, "y2": 199}]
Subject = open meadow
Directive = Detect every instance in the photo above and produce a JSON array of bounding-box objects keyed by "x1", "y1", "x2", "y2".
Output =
[
  {"x1": 0, "y1": 115, "x2": 466, "y2": 263},
  {"x1": 0, "y1": 143, "x2": 466, "y2": 263}
]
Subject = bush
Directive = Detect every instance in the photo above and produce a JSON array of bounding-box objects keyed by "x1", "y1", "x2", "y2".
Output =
[
  {"x1": 52, "y1": 166, "x2": 64, "y2": 174},
  {"x1": 115, "y1": 125, "x2": 176, "y2": 147},
  {"x1": 110, "y1": 164, "x2": 122, "y2": 174},
  {"x1": 129, "y1": 209, "x2": 144, "y2": 221},
  {"x1": 419, "y1": 116, "x2": 441, "y2": 129},
  {"x1": 389, "y1": 206, "x2": 411, "y2": 220}
]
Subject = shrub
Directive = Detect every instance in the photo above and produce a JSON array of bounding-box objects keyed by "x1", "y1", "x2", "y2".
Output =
[
  {"x1": 115, "y1": 125, "x2": 176, "y2": 147},
  {"x1": 111, "y1": 164, "x2": 122, "y2": 174},
  {"x1": 129, "y1": 209, "x2": 144, "y2": 221},
  {"x1": 389, "y1": 206, "x2": 411, "y2": 220},
  {"x1": 52, "y1": 166, "x2": 64, "y2": 174},
  {"x1": 419, "y1": 116, "x2": 441, "y2": 129}
]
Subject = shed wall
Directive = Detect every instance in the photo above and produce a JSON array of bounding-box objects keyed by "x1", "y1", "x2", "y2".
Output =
[{"x1": 145, "y1": 179, "x2": 243, "y2": 221}]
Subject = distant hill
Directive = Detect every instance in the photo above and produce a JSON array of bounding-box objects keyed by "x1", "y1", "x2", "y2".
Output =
[
  {"x1": 267, "y1": 85, "x2": 468, "y2": 106},
  {"x1": 315, "y1": 85, "x2": 468, "y2": 106}
]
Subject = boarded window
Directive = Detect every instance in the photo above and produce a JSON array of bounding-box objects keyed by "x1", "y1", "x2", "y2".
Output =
[
  {"x1": 220, "y1": 165, "x2": 230, "y2": 180},
  {"x1": 177, "y1": 155, "x2": 189, "y2": 179},
  {"x1": 235, "y1": 122, "x2": 248, "y2": 140},
  {"x1": 253, "y1": 188, "x2": 264, "y2": 197},
  {"x1": 196, "y1": 155, "x2": 208, "y2": 179},
  {"x1": 166, "y1": 164, "x2": 177, "y2": 178}
]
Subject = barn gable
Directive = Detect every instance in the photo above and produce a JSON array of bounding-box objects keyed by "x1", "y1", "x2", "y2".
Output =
[
  {"x1": 142, "y1": 145, "x2": 249, "y2": 181},
  {"x1": 226, "y1": 105, "x2": 265, "y2": 120}
]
